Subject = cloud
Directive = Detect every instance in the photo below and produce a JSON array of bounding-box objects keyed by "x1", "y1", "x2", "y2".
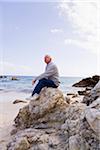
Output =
[
  {"x1": 58, "y1": 0, "x2": 100, "y2": 55},
  {"x1": 0, "y1": 61, "x2": 33, "y2": 75},
  {"x1": 64, "y1": 36, "x2": 99, "y2": 55},
  {"x1": 50, "y1": 28, "x2": 63, "y2": 33}
]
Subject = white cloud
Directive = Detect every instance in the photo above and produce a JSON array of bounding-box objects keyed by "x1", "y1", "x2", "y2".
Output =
[
  {"x1": 0, "y1": 61, "x2": 33, "y2": 75},
  {"x1": 58, "y1": 0, "x2": 100, "y2": 55},
  {"x1": 64, "y1": 36, "x2": 99, "y2": 55},
  {"x1": 50, "y1": 28, "x2": 63, "y2": 33}
]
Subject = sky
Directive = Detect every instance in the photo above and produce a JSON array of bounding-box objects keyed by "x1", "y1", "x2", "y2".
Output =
[{"x1": 0, "y1": 0, "x2": 100, "y2": 77}]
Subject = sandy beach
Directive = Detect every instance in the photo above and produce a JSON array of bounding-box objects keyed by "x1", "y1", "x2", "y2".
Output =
[{"x1": 0, "y1": 91, "x2": 29, "y2": 149}]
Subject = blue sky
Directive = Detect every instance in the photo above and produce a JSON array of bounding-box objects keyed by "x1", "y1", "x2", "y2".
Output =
[{"x1": 0, "y1": 1, "x2": 100, "y2": 77}]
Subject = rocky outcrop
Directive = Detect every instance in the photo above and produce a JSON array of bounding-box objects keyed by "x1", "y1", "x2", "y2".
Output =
[
  {"x1": 14, "y1": 88, "x2": 68, "y2": 130},
  {"x1": 82, "y1": 80, "x2": 100, "y2": 105},
  {"x1": 0, "y1": 75, "x2": 7, "y2": 78},
  {"x1": 78, "y1": 88, "x2": 92, "y2": 96},
  {"x1": 61, "y1": 100, "x2": 100, "y2": 149},
  {"x1": 11, "y1": 76, "x2": 19, "y2": 80},
  {"x1": 7, "y1": 128, "x2": 68, "y2": 150},
  {"x1": 7, "y1": 84, "x2": 100, "y2": 150},
  {"x1": 85, "y1": 98, "x2": 100, "y2": 135},
  {"x1": 73, "y1": 75, "x2": 100, "y2": 87}
]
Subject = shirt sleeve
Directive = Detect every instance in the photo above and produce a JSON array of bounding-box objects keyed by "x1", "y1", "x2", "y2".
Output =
[{"x1": 35, "y1": 65, "x2": 56, "y2": 81}]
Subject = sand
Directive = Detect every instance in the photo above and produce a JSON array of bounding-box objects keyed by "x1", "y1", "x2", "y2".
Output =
[{"x1": 0, "y1": 91, "x2": 29, "y2": 150}]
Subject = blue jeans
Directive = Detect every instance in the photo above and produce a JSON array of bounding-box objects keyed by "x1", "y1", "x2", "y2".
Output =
[{"x1": 32, "y1": 78, "x2": 58, "y2": 96}]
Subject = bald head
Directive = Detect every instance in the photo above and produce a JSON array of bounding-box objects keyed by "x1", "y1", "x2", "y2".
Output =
[{"x1": 44, "y1": 55, "x2": 52, "y2": 64}]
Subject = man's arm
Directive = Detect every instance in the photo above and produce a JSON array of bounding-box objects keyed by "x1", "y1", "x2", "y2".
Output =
[{"x1": 35, "y1": 65, "x2": 56, "y2": 81}]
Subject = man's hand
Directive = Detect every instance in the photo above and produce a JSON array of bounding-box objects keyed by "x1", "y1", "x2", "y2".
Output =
[{"x1": 32, "y1": 80, "x2": 36, "y2": 85}]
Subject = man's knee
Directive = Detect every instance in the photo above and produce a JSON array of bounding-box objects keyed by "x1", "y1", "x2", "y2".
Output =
[{"x1": 39, "y1": 78, "x2": 47, "y2": 84}]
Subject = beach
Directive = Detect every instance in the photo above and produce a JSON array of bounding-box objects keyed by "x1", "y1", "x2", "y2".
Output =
[
  {"x1": 0, "y1": 76, "x2": 90, "y2": 147},
  {"x1": 0, "y1": 91, "x2": 29, "y2": 149},
  {"x1": 0, "y1": 76, "x2": 99, "y2": 149}
]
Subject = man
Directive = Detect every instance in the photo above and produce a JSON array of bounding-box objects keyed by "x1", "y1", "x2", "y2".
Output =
[{"x1": 26, "y1": 55, "x2": 60, "y2": 100}]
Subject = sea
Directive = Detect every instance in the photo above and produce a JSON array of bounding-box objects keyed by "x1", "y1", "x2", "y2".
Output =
[{"x1": 0, "y1": 76, "x2": 84, "y2": 95}]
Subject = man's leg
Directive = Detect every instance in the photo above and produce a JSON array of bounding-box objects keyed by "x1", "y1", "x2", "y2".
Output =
[
  {"x1": 32, "y1": 80, "x2": 39, "y2": 91},
  {"x1": 32, "y1": 78, "x2": 57, "y2": 96}
]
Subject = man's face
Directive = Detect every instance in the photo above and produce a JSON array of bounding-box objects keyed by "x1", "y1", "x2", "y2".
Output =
[{"x1": 44, "y1": 56, "x2": 51, "y2": 64}]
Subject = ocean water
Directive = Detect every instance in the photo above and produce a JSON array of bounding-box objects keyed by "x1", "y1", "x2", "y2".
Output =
[{"x1": 0, "y1": 76, "x2": 84, "y2": 94}]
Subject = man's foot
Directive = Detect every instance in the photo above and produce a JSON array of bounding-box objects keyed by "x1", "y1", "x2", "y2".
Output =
[
  {"x1": 26, "y1": 93, "x2": 39, "y2": 101},
  {"x1": 26, "y1": 96, "x2": 33, "y2": 100}
]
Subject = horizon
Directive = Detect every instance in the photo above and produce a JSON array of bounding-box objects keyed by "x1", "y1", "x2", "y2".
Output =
[
  {"x1": 0, "y1": 74, "x2": 99, "y2": 78},
  {"x1": 0, "y1": 1, "x2": 100, "y2": 77}
]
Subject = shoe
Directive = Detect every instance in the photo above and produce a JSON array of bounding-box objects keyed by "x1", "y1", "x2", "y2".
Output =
[
  {"x1": 32, "y1": 93, "x2": 39, "y2": 100},
  {"x1": 26, "y1": 96, "x2": 33, "y2": 100},
  {"x1": 26, "y1": 93, "x2": 39, "y2": 101}
]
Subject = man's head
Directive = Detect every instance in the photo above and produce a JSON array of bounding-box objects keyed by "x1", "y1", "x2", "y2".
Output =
[{"x1": 44, "y1": 55, "x2": 52, "y2": 64}]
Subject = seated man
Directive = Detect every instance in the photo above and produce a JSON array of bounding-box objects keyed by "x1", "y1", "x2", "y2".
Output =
[{"x1": 27, "y1": 55, "x2": 60, "y2": 100}]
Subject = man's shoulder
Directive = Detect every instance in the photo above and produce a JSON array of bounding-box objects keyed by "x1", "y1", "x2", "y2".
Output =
[{"x1": 49, "y1": 62, "x2": 57, "y2": 68}]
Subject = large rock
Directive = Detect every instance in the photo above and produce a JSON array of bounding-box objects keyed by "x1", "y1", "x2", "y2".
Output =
[
  {"x1": 84, "y1": 96, "x2": 100, "y2": 136},
  {"x1": 0, "y1": 75, "x2": 7, "y2": 78},
  {"x1": 73, "y1": 75, "x2": 100, "y2": 87},
  {"x1": 83, "y1": 80, "x2": 100, "y2": 105},
  {"x1": 78, "y1": 87, "x2": 92, "y2": 96},
  {"x1": 61, "y1": 82, "x2": 100, "y2": 149},
  {"x1": 7, "y1": 83, "x2": 100, "y2": 150},
  {"x1": 7, "y1": 128, "x2": 67, "y2": 150},
  {"x1": 14, "y1": 88, "x2": 68, "y2": 130},
  {"x1": 11, "y1": 76, "x2": 19, "y2": 80},
  {"x1": 85, "y1": 105, "x2": 100, "y2": 135}
]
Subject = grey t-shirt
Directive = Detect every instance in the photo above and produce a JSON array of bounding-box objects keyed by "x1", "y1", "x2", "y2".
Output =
[{"x1": 35, "y1": 62, "x2": 60, "y2": 86}]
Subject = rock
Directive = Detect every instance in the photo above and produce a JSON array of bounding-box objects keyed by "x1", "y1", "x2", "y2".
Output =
[
  {"x1": 86, "y1": 87, "x2": 93, "y2": 91},
  {"x1": 7, "y1": 83, "x2": 100, "y2": 150},
  {"x1": 67, "y1": 93, "x2": 78, "y2": 98},
  {"x1": 89, "y1": 97, "x2": 100, "y2": 109},
  {"x1": 69, "y1": 135, "x2": 80, "y2": 150},
  {"x1": 67, "y1": 93, "x2": 77, "y2": 96},
  {"x1": 82, "y1": 80, "x2": 100, "y2": 105},
  {"x1": 92, "y1": 75, "x2": 100, "y2": 82},
  {"x1": 85, "y1": 107, "x2": 100, "y2": 135},
  {"x1": 73, "y1": 75, "x2": 100, "y2": 87},
  {"x1": 15, "y1": 137, "x2": 30, "y2": 150},
  {"x1": 84, "y1": 97, "x2": 100, "y2": 136},
  {"x1": 7, "y1": 128, "x2": 66, "y2": 150},
  {"x1": 63, "y1": 94, "x2": 71, "y2": 104},
  {"x1": 78, "y1": 90, "x2": 90, "y2": 96},
  {"x1": 0, "y1": 75, "x2": 7, "y2": 78},
  {"x1": 11, "y1": 76, "x2": 19, "y2": 80},
  {"x1": 69, "y1": 134, "x2": 89, "y2": 150},
  {"x1": 14, "y1": 88, "x2": 68, "y2": 130},
  {"x1": 78, "y1": 87, "x2": 92, "y2": 96},
  {"x1": 61, "y1": 82, "x2": 100, "y2": 149},
  {"x1": 0, "y1": 89, "x2": 3, "y2": 91},
  {"x1": 61, "y1": 103, "x2": 86, "y2": 136},
  {"x1": 72, "y1": 94, "x2": 78, "y2": 98},
  {"x1": 13, "y1": 99, "x2": 27, "y2": 104},
  {"x1": 14, "y1": 105, "x2": 32, "y2": 129},
  {"x1": 7, "y1": 135, "x2": 30, "y2": 150}
]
